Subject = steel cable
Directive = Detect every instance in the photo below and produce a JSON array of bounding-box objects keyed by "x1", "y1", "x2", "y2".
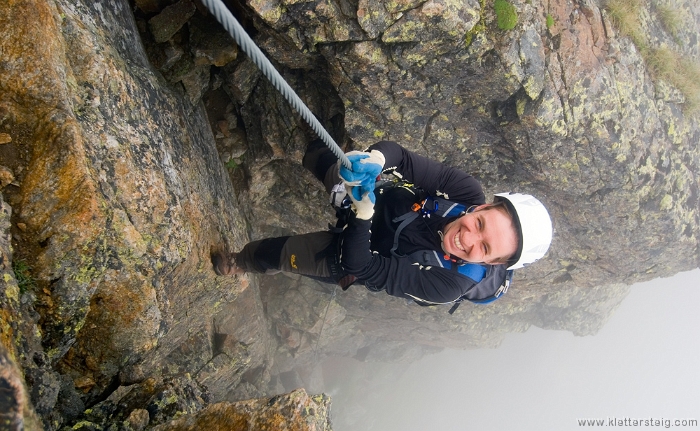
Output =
[{"x1": 200, "y1": 0, "x2": 352, "y2": 169}]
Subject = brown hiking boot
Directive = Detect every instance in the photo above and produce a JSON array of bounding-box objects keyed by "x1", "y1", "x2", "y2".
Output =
[{"x1": 211, "y1": 251, "x2": 245, "y2": 276}]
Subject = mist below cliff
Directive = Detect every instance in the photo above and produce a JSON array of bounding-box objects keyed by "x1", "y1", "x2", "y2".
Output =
[{"x1": 322, "y1": 269, "x2": 700, "y2": 431}]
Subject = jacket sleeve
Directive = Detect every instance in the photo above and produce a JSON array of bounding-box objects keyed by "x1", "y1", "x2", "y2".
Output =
[
  {"x1": 368, "y1": 140, "x2": 486, "y2": 205},
  {"x1": 341, "y1": 218, "x2": 475, "y2": 303}
]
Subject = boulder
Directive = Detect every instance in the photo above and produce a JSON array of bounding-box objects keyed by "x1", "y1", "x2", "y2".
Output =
[{"x1": 151, "y1": 388, "x2": 332, "y2": 431}]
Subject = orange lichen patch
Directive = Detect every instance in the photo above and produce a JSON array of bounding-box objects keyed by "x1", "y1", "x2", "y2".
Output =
[
  {"x1": 21, "y1": 120, "x2": 103, "y2": 229},
  {"x1": 2, "y1": 0, "x2": 106, "y2": 274},
  {"x1": 254, "y1": 411, "x2": 300, "y2": 431},
  {"x1": 59, "y1": 269, "x2": 161, "y2": 387},
  {"x1": 86, "y1": 275, "x2": 151, "y2": 333},
  {"x1": 73, "y1": 374, "x2": 96, "y2": 393},
  {"x1": 0, "y1": 0, "x2": 69, "y2": 112}
]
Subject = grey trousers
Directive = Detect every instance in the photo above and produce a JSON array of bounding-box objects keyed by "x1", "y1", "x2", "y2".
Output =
[{"x1": 235, "y1": 139, "x2": 344, "y2": 282}]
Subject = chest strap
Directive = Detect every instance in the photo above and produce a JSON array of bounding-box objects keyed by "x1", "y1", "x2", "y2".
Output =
[{"x1": 390, "y1": 196, "x2": 469, "y2": 257}]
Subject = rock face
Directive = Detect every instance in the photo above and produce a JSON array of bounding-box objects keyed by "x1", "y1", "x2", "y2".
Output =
[
  {"x1": 0, "y1": 0, "x2": 257, "y2": 429},
  {"x1": 0, "y1": 0, "x2": 698, "y2": 429}
]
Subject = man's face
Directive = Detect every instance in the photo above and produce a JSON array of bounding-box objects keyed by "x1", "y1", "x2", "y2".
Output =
[{"x1": 441, "y1": 205, "x2": 518, "y2": 264}]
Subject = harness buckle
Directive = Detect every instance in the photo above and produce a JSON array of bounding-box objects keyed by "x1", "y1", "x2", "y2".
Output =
[{"x1": 418, "y1": 198, "x2": 438, "y2": 217}]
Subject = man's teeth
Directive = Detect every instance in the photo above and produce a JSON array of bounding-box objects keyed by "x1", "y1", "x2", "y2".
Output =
[{"x1": 454, "y1": 234, "x2": 464, "y2": 251}]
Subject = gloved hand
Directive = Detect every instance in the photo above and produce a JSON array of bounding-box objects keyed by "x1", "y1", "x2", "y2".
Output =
[
  {"x1": 346, "y1": 186, "x2": 375, "y2": 220},
  {"x1": 339, "y1": 150, "x2": 385, "y2": 202}
]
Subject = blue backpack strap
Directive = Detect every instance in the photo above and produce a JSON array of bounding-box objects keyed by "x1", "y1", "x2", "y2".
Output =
[
  {"x1": 421, "y1": 250, "x2": 488, "y2": 282},
  {"x1": 409, "y1": 249, "x2": 512, "y2": 313},
  {"x1": 408, "y1": 249, "x2": 488, "y2": 283}
]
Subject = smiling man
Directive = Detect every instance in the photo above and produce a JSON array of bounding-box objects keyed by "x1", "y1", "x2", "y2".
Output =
[
  {"x1": 213, "y1": 140, "x2": 553, "y2": 307},
  {"x1": 441, "y1": 203, "x2": 518, "y2": 264}
]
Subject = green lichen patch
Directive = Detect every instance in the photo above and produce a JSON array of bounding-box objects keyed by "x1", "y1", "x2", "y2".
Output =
[{"x1": 466, "y1": 0, "x2": 487, "y2": 46}]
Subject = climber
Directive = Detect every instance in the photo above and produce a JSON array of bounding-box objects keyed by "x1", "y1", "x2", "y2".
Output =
[{"x1": 211, "y1": 138, "x2": 553, "y2": 307}]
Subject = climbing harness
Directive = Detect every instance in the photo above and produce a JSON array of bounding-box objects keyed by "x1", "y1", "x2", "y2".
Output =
[{"x1": 200, "y1": 0, "x2": 352, "y2": 170}]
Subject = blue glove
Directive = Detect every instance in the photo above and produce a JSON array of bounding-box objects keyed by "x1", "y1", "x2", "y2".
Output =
[{"x1": 339, "y1": 150, "x2": 385, "y2": 203}]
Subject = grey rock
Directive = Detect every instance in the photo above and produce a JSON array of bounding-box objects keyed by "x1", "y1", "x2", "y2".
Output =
[
  {"x1": 189, "y1": 16, "x2": 238, "y2": 67},
  {"x1": 26, "y1": 367, "x2": 60, "y2": 416},
  {"x1": 147, "y1": 40, "x2": 185, "y2": 72},
  {"x1": 180, "y1": 64, "x2": 211, "y2": 105},
  {"x1": 148, "y1": 0, "x2": 196, "y2": 43},
  {"x1": 55, "y1": 375, "x2": 85, "y2": 422},
  {"x1": 223, "y1": 58, "x2": 262, "y2": 106},
  {"x1": 134, "y1": 0, "x2": 171, "y2": 14},
  {"x1": 74, "y1": 375, "x2": 209, "y2": 429}
]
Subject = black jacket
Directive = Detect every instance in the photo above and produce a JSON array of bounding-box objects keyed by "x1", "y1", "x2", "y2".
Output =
[{"x1": 340, "y1": 141, "x2": 488, "y2": 304}]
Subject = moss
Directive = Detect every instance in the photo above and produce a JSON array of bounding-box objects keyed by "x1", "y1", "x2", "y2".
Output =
[
  {"x1": 225, "y1": 159, "x2": 238, "y2": 170},
  {"x1": 546, "y1": 14, "x2": 555, "y2": 29},
  {"x1": 606, "y1": 0, "x2": 700, "y2": 113},
  {"x1": 11, "y1": 259, "x2": 35, "y2": 295},
  {"x1": 494, "y1": 0, "x2": 518, "y2": 30}
]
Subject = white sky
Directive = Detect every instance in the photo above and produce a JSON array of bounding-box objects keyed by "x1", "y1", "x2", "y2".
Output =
[{"x1": 327, "y1": 268, "x2": 700, "y2": 431}]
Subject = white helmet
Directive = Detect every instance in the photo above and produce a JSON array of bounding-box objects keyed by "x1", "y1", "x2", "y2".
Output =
[{"x1": 494, "y1": 193, "x2": 553, "y2": 270}]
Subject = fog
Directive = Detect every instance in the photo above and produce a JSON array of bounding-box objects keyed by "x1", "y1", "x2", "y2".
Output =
[{"x1": 321, "y1": 269, "x2": 700, "y2": 430}]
